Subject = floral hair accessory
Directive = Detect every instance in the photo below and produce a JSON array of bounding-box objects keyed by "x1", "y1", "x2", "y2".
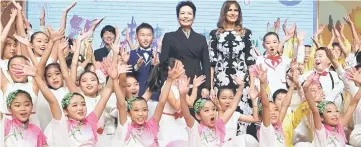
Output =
[
  {"x1": 7, "y1": 90, "x2": 20, "y2": 107},
  {"x1": 258, "y1": 104, "x2": 263, "y2": 114},
  {"x1": 193, "y1": 98, "x2": 207, "y2": 113},
  {"x1": 127, "y1": 96, "x2": 137, "y2": 110},
  {"x1": 317, "y1": 100, "x2": 334, "y2": 115},
  {"x1": 62, "y1": 92, "x2": 74, "y2": 108}
]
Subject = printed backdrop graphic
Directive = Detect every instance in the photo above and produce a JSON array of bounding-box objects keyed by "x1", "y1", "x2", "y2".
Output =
[
  {"x1": 27, "y1": 0, "x2": 315, "y2": 53},
  {"x1": 318, "y1": 1, "x2": 361, "y2": 45}
]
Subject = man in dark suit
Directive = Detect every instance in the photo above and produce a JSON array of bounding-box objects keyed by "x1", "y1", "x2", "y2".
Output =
[
  {"x1": 160, "y1": 1, "x2": 210, "y2": 98},
  {"x1": 128, "y1": 23, "x2": 159, "y2": 100},
  {"x1": 94, "y1": 25, "x2": 116, "y2": 62}
]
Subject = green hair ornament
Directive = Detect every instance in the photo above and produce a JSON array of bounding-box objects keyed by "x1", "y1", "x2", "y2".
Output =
[
  {"x1": 7, "y1": 90, "x2": 20, "y2": 107},
  {"x1": 193, "y1": 98, "x2": 207, "y2": 113},
  {"x1": 317, "y1": 100, "x2": 335, "y2": 115},
  {"x1": 127, "y1": 96, "x2": 137, "y2": 110},
  {"x1": 258, "y1": 104, "x2": 263, "y2": 114},
  {"x1": 61, "y1": 93, "x2": 74, "y2": 108}
]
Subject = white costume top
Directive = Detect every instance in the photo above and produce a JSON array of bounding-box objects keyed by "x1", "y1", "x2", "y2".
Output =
[
  {"x1": 299, "y1": 69, "x2": 344, "y2": 109},
  {"x1": 256, "y1": 55, "x2": 291, "y2": 98},
  {"x1": 49, "y1": 112, "x2": 99, "y2": 147},
  {"x1": 38, "y1": 87, "x2": 68, "y2": 130},
  {"x1": 158, "y1": 83, "x2": 188, "y2": 146},
  {"x1": 259, "y1": 123, "x2": 285, "y2": 147}
]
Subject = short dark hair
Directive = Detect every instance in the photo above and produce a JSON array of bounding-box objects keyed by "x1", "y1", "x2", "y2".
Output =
[
  {"x1": 332, "y1": 42, "x2": 340, "y2": 48},
  {"x1": 176, "y1": 1, "x2": 196, "y2": 18},
  {"x1": 263, "y1": 32, "x2": 280, "y2": 42},
  {"x1": 304, "y1": 45, "x2": 311, "y2": 48},
  {"x1": 100, "y1": 25, "x2": 116, "y2": 38},
  {"x1": 136, "y1": 23, "x2": 154, "y2": 35},
  {"x1": 8, "y1": 55, "x2": 29, "y2": 70},
  {"x1": 272, "y1": 89, "x2": 288, "y2": 102},
  {"x1": 355, "y1": 64, "x2": 361, "y2": 70}
]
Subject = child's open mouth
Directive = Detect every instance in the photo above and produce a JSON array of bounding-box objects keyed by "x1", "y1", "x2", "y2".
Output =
[{"x1": 210, "y1": 117, "x2": 215, "y2": 121}]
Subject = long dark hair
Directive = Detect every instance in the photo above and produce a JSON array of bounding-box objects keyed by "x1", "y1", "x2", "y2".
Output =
[
  {"x1": 147, "y1": 58, "x2": 178, "y2": 92},
  {"x1": 216, "y1": 1, "x2": 244, "y2": 35}
]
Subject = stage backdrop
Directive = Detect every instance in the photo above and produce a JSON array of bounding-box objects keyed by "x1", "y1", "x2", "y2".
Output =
[
  {"x1": 27, "y1": 0, "x2": 316, "y2": 53},
  {"x1": 318, "y1": 1, "x2": 361, "y2": 45}
]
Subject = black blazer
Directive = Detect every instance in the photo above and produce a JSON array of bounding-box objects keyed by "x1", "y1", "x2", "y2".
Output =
[{"x1": 160, "y1": 27, "x2": 211, "y2": 89}]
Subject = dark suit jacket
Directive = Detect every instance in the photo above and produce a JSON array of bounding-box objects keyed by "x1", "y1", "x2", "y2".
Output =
[
  {"x1": 94, "y1": 47, "x2": 110, "y2": 62},
  {"x1": 160, "y1": 27, "x2": 211, "y2": 89},
  {"x1": 128, "y1": 48, "x2": 160, "y2": 100}
]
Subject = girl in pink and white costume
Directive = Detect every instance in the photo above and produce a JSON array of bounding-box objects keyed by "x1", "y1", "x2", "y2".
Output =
[
  {"x1": 177, "y1": 74, "x2": 245, "y2": 147},
  {"x1": 112, "y1": 60, "x2": 185, "y2": 147},
  {"x1": 257, "y1": 64, "x2": 295, "y2": 147},
  {"x1": 31, "y1": 56, "x2": 115, "y2": 147},
  {"x1": 0, "y1": 90, "x2": 47, "y2": 147},
  {"x1": 215, "y1": 81, "x2": 260, "y2": 146},
  {"x1": 147, "y1": 58, "x2": 204, "y2": 146},
  {"x1": 302, "y1": 72, "x2": 361, "y2": 147}
]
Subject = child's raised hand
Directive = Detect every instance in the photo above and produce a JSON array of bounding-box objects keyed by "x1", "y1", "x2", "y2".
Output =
[
  {"x1": 231, "y1": 74, "x2": 244, "y2": 87},
  {"x1": 11, "y1": 0, "x2": 22, "y2": 11},
  {"x1": 274, "y1": 17, "x2": 281, "y2": 30},
  {"x1": 117, "y1": 64, "x2": 132, "y2": 75},
  {"x1": 282, "y1": 18, "x2": 288, "y2": 31},
  {"x1": 248, "y1": 87, "x2": 259, "y2": 100},
  {"x1": 332, "y1": 27, "x2": 341, "y2": 38},
  {"x1": 136, "y1": 56, "x2": 144, "y2": 69},
  {"x1": 193, "y1": 75, "x2": 206, "y2": 87},
  {"x1": 346, "y1": 67, "x2": 361, "y2": 84},
  {"x1": 324, "y1": 47, "x2": 335, "y2": 61},
  {"x1": 256, "y1": 65, "x2": 267, "y2": 83},
  {"x1": 343, "y1": 14, "x2": 353, "y2": 25},
  {"x1": 40, "y1": 7, "x2": 45, "y2": 20},
  {"x1": 47, "y1": 25, "x2": 65, "y2": 41},
  {"x1": 110, "y1": 42, "x2": 119, "y2": 53},
  {"x1": 102, "y1": 57, "x2": 117, "y2": 80},
  {"x1": 303, "y1": 73, "x2": 317, "y2": 90},
  {"x1": 177, "y1": 75, "x2": 190, "y2": 95},
  {"x1": 65, "y1": 1, "x2": 77, "y2": 12},
  {"x1": 10, "y1": 8, "x2": 17, "y2": 19},
  {"x1": 351, "y1": 39, "x2": 360, "y2": 52},
  {"x1": 315, "y1": 89, "x2": 325, "y2": 103},
  {"x1": 13, "y1": 34, "x2": 30, "y2": 46},
  {"x1": 12, "y1": 61, "x2": 36, "y2": 77},
  {"x1": 168, "y1": 60, "x2": 185, "y2": 80},
  {"x1": 58, "y1": 38, "x2": 69, "y2": 51},
  {"x1": 151, "y1": 51, "x2": 160, "y2": 66},
  {"x1": 297, "y1": 30, "x2": 306, "y2": 41}
]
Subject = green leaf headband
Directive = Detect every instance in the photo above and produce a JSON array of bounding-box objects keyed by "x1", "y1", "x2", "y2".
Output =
[
  {"x1": 317, "y1": 100, "x2": 335, "y2": 115},
  {"x1": 127, "y1": 96, "x2": 137, "y2": 110},
  {"x1": 258, "y1": 104, "x2": 263, "y2": 115},
  {"x1": 7, "y1": 90, "x2": 20, "y2": 107},
  {"x1": 61, "y1": 93, "x2": 74, "y2": 108},
  {"x1": 193, "y1": 98, "x2": 207, "y2": 113}
]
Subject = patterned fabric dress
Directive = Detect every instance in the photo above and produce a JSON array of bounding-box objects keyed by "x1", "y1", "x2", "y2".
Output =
[{"x1": 209, "y1": 29, "x2": 257, "y2": 137}]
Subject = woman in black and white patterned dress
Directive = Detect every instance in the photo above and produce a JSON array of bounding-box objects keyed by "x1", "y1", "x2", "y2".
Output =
[{"x1": 209, "y1": 1, "x2": 258, "y2": 139}]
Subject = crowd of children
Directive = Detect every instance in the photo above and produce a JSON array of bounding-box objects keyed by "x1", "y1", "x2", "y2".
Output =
[{"x1": 1, "y1": 0, "x2": 361, "y2": 147}]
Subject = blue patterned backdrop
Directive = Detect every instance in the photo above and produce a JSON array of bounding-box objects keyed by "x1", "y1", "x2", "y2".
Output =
[{"x1": 27, "y1": 0, "x2": 316, "y2": 53}]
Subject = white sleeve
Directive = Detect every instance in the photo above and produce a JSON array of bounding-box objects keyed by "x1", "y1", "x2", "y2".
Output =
[
  {"x1": 325, "y1": 72, "x2": 344, "y2": 101},
  {"x1": 49, "y1": 117, "x2": 71, "y2": 147},
  {"x1": 297, "y1": 45, "x2": 305, "y2": 64},
  {"x1": 336, "y1": 67, "x2": 359, "y2": 97},
  {"x1": 95, "y1": 69, "x2": 106, "y2": 87},
  {"x1": 259, "y1": 123, "x2": 274, "y2": 147},
  {"x1": 313, "y1": 126, "x2": 327, "y2": 147}
]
